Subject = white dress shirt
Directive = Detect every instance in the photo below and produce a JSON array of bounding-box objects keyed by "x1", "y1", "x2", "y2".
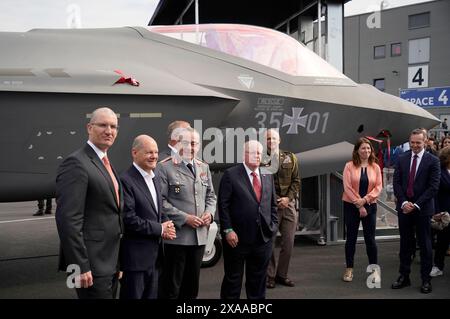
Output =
[
  {"x1": 409, "y1": 148, "x2": 425, "y2": 174},
  {"x1": 243, "y1": 163, "x2": 261, "y2": 186},
  {"x1": 87, "y1": 140, "x2": 106, "y2": 161},
  {"x1": 133, "y1": 162, "x2": 158, "y2": 211}
]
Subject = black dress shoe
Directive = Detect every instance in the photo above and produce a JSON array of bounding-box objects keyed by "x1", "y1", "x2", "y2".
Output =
[
  {"x1": 275, "y1": 276, "x2": 295, "y2": 287},
  {"x1": 391, "y1": 275, "x2": 411, "y2": 289},
  {"x1": 421, "y1": 281, "x2": 432, "y2": 294},
  {"x1": 44, "y1": 210, "x2": 52, "y2": 215},
  {"x1": 33, "y1": 210, "x2": 44, "y2": 216},
  {"x1": 266, "y1": 277, "x2": 275, "y2": 289}
]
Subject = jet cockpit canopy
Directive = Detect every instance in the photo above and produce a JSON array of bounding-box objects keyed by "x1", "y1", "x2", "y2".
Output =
[{"x1": 147, "y1": 24, "x2": 348, "y2": 79}]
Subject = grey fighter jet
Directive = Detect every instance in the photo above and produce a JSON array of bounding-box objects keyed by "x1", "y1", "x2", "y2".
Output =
[{"x1": 0, "y1": 24, "x2": 438, "y2": 202}]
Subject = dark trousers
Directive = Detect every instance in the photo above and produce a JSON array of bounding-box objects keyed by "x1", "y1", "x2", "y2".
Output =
[
  {"x1": 343, "y1": 202, "x2": 378, "y2": 268},
  {"x1": 398, "y1": 210, "x2": 433, "y2": 281},
  {"x1": 75, "y1": 274, "x2": 118, "y2": 299},
  {"x1": 220, "y1": 239, "x2": 272, "y2": 299},
  {"x1": 434, "y1": 225, "x2": 450, "y2": 270},
  {"x1": 159, "y1": 244, "x2": 205, "y2": 299},
  {"x1": 38, "y1": 198, "x2": 52, "y2": 211},
  {"x1": 120, "y1": 267, "x2": 159, "y2": 299}
]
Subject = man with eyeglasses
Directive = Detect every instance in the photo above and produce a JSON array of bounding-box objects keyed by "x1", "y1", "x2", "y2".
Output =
[
  {"x1": 55, "y1": 107, "x2": 124, "y2": 299},
  {"x1": 157, "y1": 127, "x2": 216, "y2": 299}
]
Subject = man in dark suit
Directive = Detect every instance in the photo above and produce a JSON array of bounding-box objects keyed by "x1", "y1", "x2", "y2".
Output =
[
  {"x1": 392, "y1": 128, "x2": 440, "y2": 294},
  {"x1": 56, "y1": 107, "x2": 123, "y2": 299},
  {"x1": 159, "y1": 120, "x2": 191, "y2": 161},
  {"x1": 219, "y1": 140, "x2": 278, "y2": 299},
  {"x1": 119, "y1": 135, "x2": 176, "y2": 299}
]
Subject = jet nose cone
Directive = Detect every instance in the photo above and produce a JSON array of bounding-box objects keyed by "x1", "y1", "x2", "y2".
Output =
[
  {"x1": 383, "y1": 93, "x2": 439, "y2": 144},
  {"x1": 393, "y1": 93, "x2": 440, "y2": 123},
  {"x1": 356, "y1": 84, "x2": 439, "y2": 145}
]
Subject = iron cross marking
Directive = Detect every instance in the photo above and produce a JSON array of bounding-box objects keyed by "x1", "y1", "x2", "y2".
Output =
[{"x1": 282, "y1": 107, "x2": 308, "y2": 134}]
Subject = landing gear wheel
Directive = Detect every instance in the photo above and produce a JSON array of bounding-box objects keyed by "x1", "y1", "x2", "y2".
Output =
[{"x1": 202, "y1": 238, "x2": 222, "y2": 268}]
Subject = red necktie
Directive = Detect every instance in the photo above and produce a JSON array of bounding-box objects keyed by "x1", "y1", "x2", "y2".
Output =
[
  {"x1": 251, "y1": 172, "x2": 261, "y2": 202},
  {"x1": 406, "y1": 154, "x2": 418, "y2": 199},
  {"x1": 102, "y1": 156, "x2": 120, "y2": 205}
]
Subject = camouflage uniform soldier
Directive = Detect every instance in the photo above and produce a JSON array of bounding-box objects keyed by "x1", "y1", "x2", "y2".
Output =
[{"x1": 262, "y1": 129, "x2": 300, "y2": 288}]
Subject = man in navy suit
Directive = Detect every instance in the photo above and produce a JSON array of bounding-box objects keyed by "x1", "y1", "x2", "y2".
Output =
[
  {"x1": 119, "y1": 135, "x2": 176, "y2": 299},
  {"x1": 392, "y1": 128, "x2": 440, "y2": 293},
  {"x1": 219, "y1": 140, "x2": 278, "y2": 299}
]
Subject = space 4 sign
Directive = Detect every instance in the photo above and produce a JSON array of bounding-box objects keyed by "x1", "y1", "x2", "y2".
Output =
[{"x1": 400, "y1": 86, "x2": 449, "y2": 108}]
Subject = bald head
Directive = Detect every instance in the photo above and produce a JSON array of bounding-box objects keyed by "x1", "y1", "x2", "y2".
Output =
[
  {"x1": 132, "y1": 135, "x2": 159, "y2": 173},
  {"x1": 90, "y1": 107, "x2": 117, "y2": 124},
  {"x1": 132, "y1": 135, "x2": 156, "y2": 150},
  {"x1": 265, "y1": 129, "x2": 280, "y2": 153}
]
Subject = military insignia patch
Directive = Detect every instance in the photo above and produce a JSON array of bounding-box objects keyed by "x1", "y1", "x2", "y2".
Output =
[{"x1": 200, "y1": 171, "x2": 208, "y2": 183}]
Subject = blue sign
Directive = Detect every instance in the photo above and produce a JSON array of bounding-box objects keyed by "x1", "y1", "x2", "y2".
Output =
[{"x1": 399, "y1": 86, "x2": 449, "y2": 107}]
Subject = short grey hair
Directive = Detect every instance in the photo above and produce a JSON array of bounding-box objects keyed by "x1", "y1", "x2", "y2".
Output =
[
  {"x1": 90, "y1": 107, "x2": 117, "y2": 123},
  {"x1": 179, "y1": 127, "x2": 199, "y2": 141},
  {"x1": 167, "y1": 120, "x2": 191, "y2": 141},
  {"x1": 132, "y1": 135, "x2": 156, "y2": 150},
  {"x1": 243, "y1": 140, "x2": 263, "y2": 153}
]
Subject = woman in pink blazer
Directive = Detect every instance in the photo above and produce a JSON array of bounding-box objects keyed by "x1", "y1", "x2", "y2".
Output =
[{"x1": 342, "y1": 137, "x2": 383, "y2": 282}]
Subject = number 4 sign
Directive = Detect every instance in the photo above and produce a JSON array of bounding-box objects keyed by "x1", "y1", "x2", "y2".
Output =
[{"x1": 408, "y1": 65, "x2": 428, "y2": 88}]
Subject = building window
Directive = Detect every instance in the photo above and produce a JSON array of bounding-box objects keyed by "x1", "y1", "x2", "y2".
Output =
[
  {"x1": 408, "y1": 12, "x2": 430, "y2": 29},
  {"x1": 374, "y1": 45, "x2": 385, "y2": 59},
  {"x1": 374, "y1": 78, "x2": 385, "y2": 91},
  {"x1": 409, "y1": 37, "x2": 430, "y2": 64},
  {"x1": 300, "y1": 31, "x2": 306, "y2": 44},
  {"x1": 391, "y1": 43, "x2": 401, "y2": 57}
]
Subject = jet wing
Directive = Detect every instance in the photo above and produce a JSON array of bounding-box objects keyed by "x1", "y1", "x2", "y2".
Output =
[
  {"x1": 0, "y1": 66, "x2": 239, "y2": 101},
  {"x1": 298, "y1": 142, "x2": 354, "y2": 178}
]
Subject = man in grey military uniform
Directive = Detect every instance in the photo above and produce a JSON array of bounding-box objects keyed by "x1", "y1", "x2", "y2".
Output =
[
  {"x1": 262, "y1": 129, "x2": 301, "y2": 289},
  {"x1": 157, "y1": 127, "x2": 216, "y2": 299}
]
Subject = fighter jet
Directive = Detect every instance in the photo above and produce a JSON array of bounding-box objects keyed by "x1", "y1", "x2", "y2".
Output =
[{"x1": 0, "y1": 24, "x2": 439, "y2": 202}]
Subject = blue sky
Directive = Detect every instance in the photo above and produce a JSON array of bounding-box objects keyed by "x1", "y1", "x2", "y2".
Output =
[{"x1": 0, "y1": 0, "x2": 433, "y2": 32}]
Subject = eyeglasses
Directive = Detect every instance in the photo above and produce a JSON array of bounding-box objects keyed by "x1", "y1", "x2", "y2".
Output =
[
  {"x1": 181, "y1": 141, "x2": 200, "y2": 146},
  {"x1": 91, "y1": 123, "x2": 119, "y2": 131}
]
